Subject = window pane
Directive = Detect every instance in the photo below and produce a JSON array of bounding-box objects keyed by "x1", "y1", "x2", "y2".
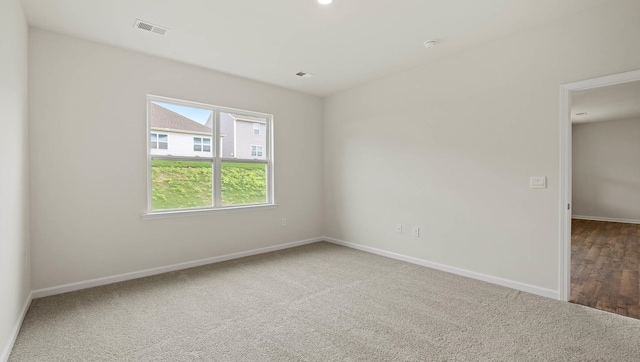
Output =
[
  {"x1": 203, "y1": 138, "x2": 211, "y2": 145},
  {"x1": 159, "y1": 142, "x2": 168, "y2": 150},
  {"x1": 220, "y1": 112, "x2": 267, "y2": 160},
  {"x1": 151, "y1": 160, "x2": 212, "y2": 210},
  {"x1": 203, "y1": 145, "x2": 211, "y2": 152},
  {"x1": 151, "y1": 141, "x2": 158, "y2": 149},
  {"x1": 221, "y1": 162, "x2": 267, "y2": 206},
  {"x1": 151, "y1": 134, "x2": 157, "y2": 142},
  {"x1": 150, "y1": 102, "x2": 213, "y2": 157}
]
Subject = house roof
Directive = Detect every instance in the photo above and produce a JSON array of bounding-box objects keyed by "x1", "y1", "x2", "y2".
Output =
[{"x1": 150, "y1": 102, "x2": 212, "y2": 134}]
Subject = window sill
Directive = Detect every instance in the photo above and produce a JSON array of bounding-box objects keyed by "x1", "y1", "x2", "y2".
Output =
[{"x1": 142, "y1": 204, "x2": 278, "y2": 220}]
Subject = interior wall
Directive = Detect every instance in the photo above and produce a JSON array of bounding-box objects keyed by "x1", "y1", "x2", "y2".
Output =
[
  {"x1": 323, "y1": 0, "x2": 640, "y2": 293},
  {"x1": 29, "y1": 29, "x2": 324, "y2": 290},
  {"x1": 572, "y1": 118, "x2": 640, "y2": 221},
  {"x1": 0, "y1": 0, "x2": 30, "y2": 358}
]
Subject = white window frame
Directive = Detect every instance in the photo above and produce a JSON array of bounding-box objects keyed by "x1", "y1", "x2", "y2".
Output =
[
  {"x1": 251, "y1": 145, "x2": 264, "y2": 157},
  {"x1": 144, "y1": 95, "x2": 275, "y2": 217},
  {"x1": 193, "y1": 137, "x2": 211, "y2": 152},
  {"x1": 193, "y1": 137, "x2": 202, "y2": 152},
  {"x1": 150, "y1": 132, "x2": 168, "y2": 150}
]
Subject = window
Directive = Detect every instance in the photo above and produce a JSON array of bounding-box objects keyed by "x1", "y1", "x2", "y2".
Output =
[
  {"x1": 150, "y1": 133, "x2": 168, "y2": 150},
  {"x1": 251, "y1": 145, "x2": 263, "y2": 157},
  {"x1": 147, "y1": 96, "x2": 273, "y2": 213},
  {"x1": 194, "y1": 137, "x2": 211, "y2": 152}
]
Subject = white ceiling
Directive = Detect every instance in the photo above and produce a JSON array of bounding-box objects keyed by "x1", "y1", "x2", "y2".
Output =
[
  {"x1": 572, "y1": 80, "x2": 640, "y2": 124},
  {"x1": 22, "y1": 0, "x2": 610, "y2": 97}
]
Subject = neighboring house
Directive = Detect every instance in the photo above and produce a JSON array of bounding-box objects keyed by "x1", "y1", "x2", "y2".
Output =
[
  {"x1": 150, "y1": 103, "x2": 267, "y2": 160},
  {"x1": 150, "y1": 102, "x2": 213, "y2": 158},
  {"x1": 219, "y1": 112, "x2": 267, "y2": 160}
]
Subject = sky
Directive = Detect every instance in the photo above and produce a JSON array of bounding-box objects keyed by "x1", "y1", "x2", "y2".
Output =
[{"x1": 153, "y1": 101, "x2": 212, "y2": 125}]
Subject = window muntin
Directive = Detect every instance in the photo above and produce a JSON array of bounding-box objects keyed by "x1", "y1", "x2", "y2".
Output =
[
  {"x1": 251, "y1": 145, "x2": 263, "y2": 157},
  {"x1": 147, "y1": 96, "x2": 273, "y2": 213},
  {"x1": 193, "y1": 137, "x2": 211, "y2": 152},
  {"x1": 150, "y1": 133, "x2": 168, "y2": 150}
]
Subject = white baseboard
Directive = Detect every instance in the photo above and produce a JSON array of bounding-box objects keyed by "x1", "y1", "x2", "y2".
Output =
[
  {"x1": 572, "y1": 215, "x2": 640, "y2": 225},
  {"x1": 32, "y1": 237, "x2": 324, "y2": 299},
  {"x1": 324, "y1": 237, "x2": 560, "y2": 300},
  {"x1": 1, "y1": 292, "x2": 32, "y2": 362}
]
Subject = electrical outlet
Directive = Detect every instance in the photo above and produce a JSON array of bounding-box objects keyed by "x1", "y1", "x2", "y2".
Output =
[
  {"x1": 396, "y1": 224, "x2": 402, "y2": 234},
  {"x1": 412, "y1": 227, "x2": 420, "y2": 237},
  {"x1": 282, "y1": 218, "x2": 287, "y2": 226}
]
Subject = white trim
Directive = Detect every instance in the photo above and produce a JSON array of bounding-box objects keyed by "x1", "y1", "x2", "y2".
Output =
[
  {"x1": 32, "y1": 237, "x2": 323, "y2": 299},
  {"x1": 325, "y1": 237, "x2": 560, "y2": 300},
  {"x1": 142, "y1": 203, "x2": 278, "y2": 219},
  {"x1": 559, "y1": 69, "x2": 640, "y2": 302},
  {"x1": 1, "y1": 292, "x2": 32, "y2": 362},
  {"x1": 572, "y1": 215, "x2": 640, "y2": 225}
]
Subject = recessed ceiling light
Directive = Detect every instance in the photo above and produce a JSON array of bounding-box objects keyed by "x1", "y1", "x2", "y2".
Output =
[
  {"x1": 424, "y1": 40, "x2": 438, "y2": 48},
  {"x1": 317, "y1": 0, "x2": 333, "y2": 4}
]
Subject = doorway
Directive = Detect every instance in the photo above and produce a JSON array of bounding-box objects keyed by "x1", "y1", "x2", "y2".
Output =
[{"x1": 560, "y1": 70, "x2": 640, "y2": 318}]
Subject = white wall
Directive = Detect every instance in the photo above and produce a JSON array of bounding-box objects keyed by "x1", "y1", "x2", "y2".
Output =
[
  {"x1": 323, "y1": 0, "x2": 640, "y2": 293},
  {"x1": 0, "y1": 0, "x2": 30, "y2": 359},
  {"x1": 573, "y1": 118, "x2": 640, "y2": 221},
  {"x1": 29, "y1": 29, "x2": 324, "y2": 290}
]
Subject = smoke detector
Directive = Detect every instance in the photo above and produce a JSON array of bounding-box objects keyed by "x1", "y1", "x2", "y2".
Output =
[
  {"x1": 134, "y1": 19, "x2": 169, "y2": 36},
  {"x1": 296, "y1": 71, "x2": 315, "y2": 78},
  {"x1": 424, "y1": 40, "x2": 438, "y2": 48}
]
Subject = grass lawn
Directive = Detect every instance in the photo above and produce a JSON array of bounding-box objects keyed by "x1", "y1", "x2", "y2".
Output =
[{"x1": 151, "y1": 160, "x2": 266, "y2": 210}]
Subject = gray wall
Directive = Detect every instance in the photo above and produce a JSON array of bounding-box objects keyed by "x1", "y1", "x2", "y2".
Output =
[
  {"x1": 0, "y1": 0, "x2": 30, "y2": 359},
  {"x1": 323, "y1": 0, "x2": 640, "y2": 294},
  {"x1": 29, "y1": 29, "x2": 324, "y2": 290},
  {"x1": 573, "y1": 118, "x2": 640, "y2": 221},
  {"x1": 235, "y1": 120, "x2": 267, "y2": 160},
  {"x1": 220, "y1": 112, "x2": 235, "y2": 158}
]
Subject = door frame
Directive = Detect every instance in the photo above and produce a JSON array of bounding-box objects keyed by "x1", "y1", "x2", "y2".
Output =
[{"x1": 559, "y1": 69, "x2": 640, "y2": 302}]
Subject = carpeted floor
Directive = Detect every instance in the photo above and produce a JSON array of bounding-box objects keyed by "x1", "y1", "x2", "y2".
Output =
[{"x1": 9, "y1": 242, "x2": 640, "y2": 361}]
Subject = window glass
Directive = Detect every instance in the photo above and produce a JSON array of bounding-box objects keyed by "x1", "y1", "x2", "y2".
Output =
[
  {"x1": 149, "y1": 101, "x2": 212, "y2": 157},
  {"x1": 221, "y1": 162, "x2": 267, "y2": 206},
  {"x1": 220, "y1": 112, "x2": 267, "y2": 160},
  {"x1": 151, "y1": 160, "x2": 212, "y2": 210}
]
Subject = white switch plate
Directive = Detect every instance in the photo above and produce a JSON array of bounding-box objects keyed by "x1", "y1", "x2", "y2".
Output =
[
  {"x1": 412, "y1": 227, "x2": 420, "y2": 237},
  {"x1": 530, "y1": 176, "x2": 547, "y2": 189},
  {"x1": 395, "y1": 224, "x2": 402, "y2": 234}
]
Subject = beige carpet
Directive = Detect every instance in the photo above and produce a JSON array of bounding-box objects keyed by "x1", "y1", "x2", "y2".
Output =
[{"x1": 9, "y1": 242, "x2": 640, "y2": 361}]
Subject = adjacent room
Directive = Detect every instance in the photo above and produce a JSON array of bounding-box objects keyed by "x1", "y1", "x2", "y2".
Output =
[
  {"x1": 570, "y1": 81, "x2": 640, "y2": 318},
  {"x1": 2, "y1": 0, "x2": 640, "y2": 360}
]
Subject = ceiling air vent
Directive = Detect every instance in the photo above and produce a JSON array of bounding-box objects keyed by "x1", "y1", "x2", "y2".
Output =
[
  {"x1": 134, "y1": 19, "x2": 168, "y2": 36},
  {"x1": 296, "y1": 71, "x2": 314, "y2": 78}
]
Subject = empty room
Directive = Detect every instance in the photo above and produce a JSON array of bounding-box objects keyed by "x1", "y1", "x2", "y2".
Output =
[
  {"x1": 570, "y1": 81, "x2": 640, "y2": 318},
  {"x1": 2, "y1": 0, "x2": 640, "y2": 361}
]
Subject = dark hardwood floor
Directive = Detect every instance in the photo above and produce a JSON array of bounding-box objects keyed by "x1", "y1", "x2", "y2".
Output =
[{"x1": 570, "y1": 219, "x2": 640, "y2": 319}]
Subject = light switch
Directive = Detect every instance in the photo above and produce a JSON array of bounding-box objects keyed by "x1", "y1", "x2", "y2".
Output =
[{"x1": 530, "y1": 176, "x2": 547, "y2": 189}]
